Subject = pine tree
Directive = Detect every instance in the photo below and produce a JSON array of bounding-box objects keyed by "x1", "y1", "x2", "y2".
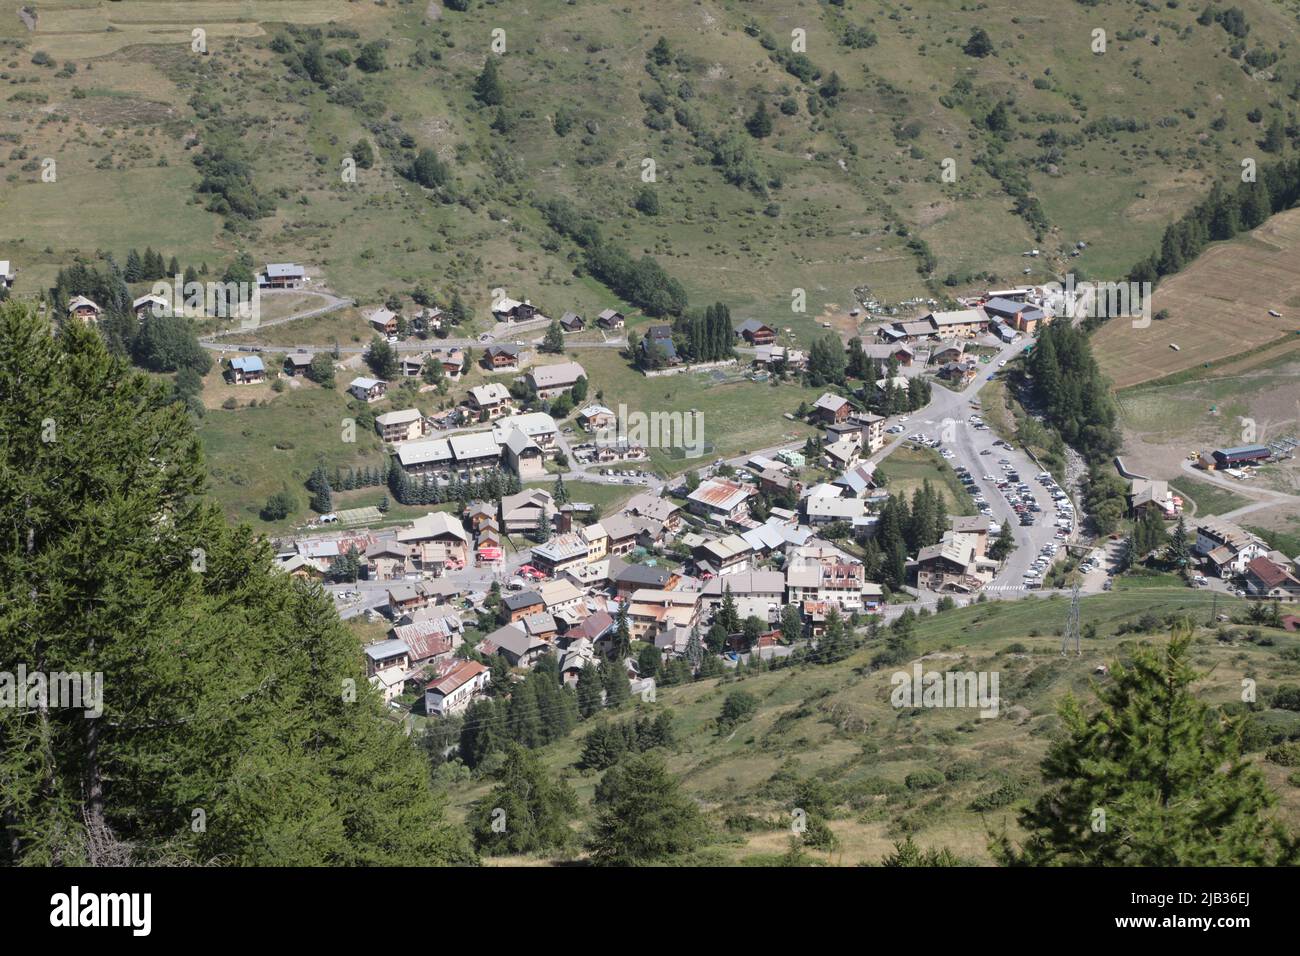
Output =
[
  {"x1": 0, "y1": 301, "x2": 467, "y2": 865},
  {"x1": 600, "y1": 660, "x2": 631, "y2": 709},
  {"x1": 576, "y1": 664, "x2": 604, "y2": 717},
  {"x1": 471, "y1": 744, "x2": 577, "y2": 855},
  {"x1": 542, "y1": 319, "x2": 565, "y2": 354},
  {"x1": 474, "y1": 57, "x2": 504, "y2": 106},
  {"x1": 993, "y1": 627, "x2": 1298, "y2": 866},
  {"x1": 589, "y1": 752, "x2": 703, "y2": 865}
]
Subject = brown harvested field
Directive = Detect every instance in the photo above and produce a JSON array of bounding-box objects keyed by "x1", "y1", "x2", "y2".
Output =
[{"x1": 1093, "y1": 208, "x2": 1300, "y2": 390}]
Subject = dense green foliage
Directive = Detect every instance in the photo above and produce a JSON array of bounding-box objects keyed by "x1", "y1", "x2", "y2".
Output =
[
  {"x1": 994, "y1": 628, "x2": 1298, "y2": 865},
  {"x1": 0, "y1": 302, "x2": 468, "y2": 865}
]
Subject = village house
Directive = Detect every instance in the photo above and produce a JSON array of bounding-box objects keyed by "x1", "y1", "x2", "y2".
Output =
[
  {"x1": 67, "y1": 295, "x2": 103, "y2": 323},
  {"x1": 826, "y1": 421, "x2": 863, "y2": 448},
  {"x1": 364, "y1": 639, "x2": 410, "y2": 678},
  {"x1": 559, "y1": 311, "x2": 585, "y2": 332},
  {"x1": 527, "y1": 361, "x2": 586, "y2": 399},
  {"x1": 856, "y1": 413, "x2": 887, "y2": 453},
  {"x1": 735, "y1": 319, "x2": 777, "y2": 345},
  {"x1": 348, "y1": 377, "x2": 388, "y2": 403},
  {"x1": 1127, "y1": 478, "x2": 1182, "y2": 519},
  {"x1": 133, "y1": 293, "x2": 168, "y2": 319},
  {"x1": 392, "y1": 615, "x2": 463, "y2": 665},
  {"x1": 227, "y1": 356, "x2": 265, "y2": 385},
  {"x1": 1243, "y1": 556, "x2": 1300, "y2": 601},
  {"x1": 522, "y1": 611, "x2": 559, "y2": 642},
  {"x1": 501, "y1": 429, "x2": 544, "y2": 479},
  {"x1": 483, "y1": 622, "x2": 551, "y2": 668},
  {"x1": 858, "y1": 342, "x2": 916, "y2": 366},
  {"x1": 468, "y1": 382, "x2": 514, "y2": 421},
  {"x1": 982, "y1": 297, "x2": 1049, "y2": 334},
  {"x1": 625, "y1": 590, "x2": 700, "y2": 641},
  {"x1": 539, "y1": 578, "x2": 585, "y2": 617},
  {"x1": 483, "y1": 343, "x2": 522, "y2": 371},
  {"x1": 283, "y1": 352, "x2": 313, "y2": 377},
  {"x1": 614, "y1": 564, "x2": 679, "y2": 598},
  {"x1": 365, "y1": 541, "x2": 412, "y2": 581},
  {"x1": 823, "y1": 438, "x2": 860, "y2": 472},
  {"x1": 396, "y1": 512, "x2": 472, "y2": 572},
  {"x1": 276, "y1": 553, "x2": 326, "y2": 579},
  {"x1": 700, "y1": 571, "x2": 785, "y2": 612},
  {"x1": 625, "y1": 493, "x2": 683, "y2": 533},
  {"x1": 693, "y1": 533, "x2": 753, "y2": 576},
  {"x1": 375, "y1": 408, "x2": 427, "y2": 445},
  {"x1": 530, "y1": 532, "x2": 592, "y2": 578},
  {"x1": 832, "y1": 462, "x2": 877, "y2": 498},
  {"x1": 913, "y1": 531, "x2": 997, "y2": 593},
  {"x1": 502, "y1": 590, "x2": 545, "y2": 624},
  {"x1": 501, "y1": 488, "x2": 556, "y2": 534},
  {"x1": 580, "y1": 522, "x2": 609, "y2": 562},
  {"x1": 386, "y1": 579, "x2": 461, "y2": 617},
  {"x1": 258, "y1": 263, "x2": 307, "y2": 289},
  {"x1": 812, "y1": 392, "x2": 852, "y2": 425},
  {"x1": 758, "y1": 467, "x2": 802, "y2": 500},
  {"x1": 600, "y1": 513, "x2": 641, "y2": 556},
  {"x1": 366, "y1": 308, "x2": 399, "y2": 337},
  {"x1": 424, "y1": 660, "x2": 490, "y2": 717},
  {"x1": 641, "y1": 325, "x2": 679, "y2": 366},
  {"x1": 937, "y1": 361, "x2": 979, "y2": 387},
  {"x1": 925, "y1": 308, "x2": 988, "y2": 338},
  {"x1": 686, "y1": 477, "x2": 755, "y2": 525},
  {"x1": 578, "y1": 404, "x2": 616, "y2": 432},
  {"x1": 1195, "y1": 518, "x2": 1268, "y2": 577},
  {"x1": 875, "y1": 375, "x2": 910, "y2": 396},
  {"x1": 804, "y1": 494, "x2": 869, "y2": 527},
  {"x1": 412, "y1": 307, "x2": 444, "y2": 336},
  {"x1": 432, "y1": 348, "x2": 465, "y2": 380},
  {"x1": 492, "y1": 297, "x2": 540, "y2": 324},
  {"x1": 492, "y1": 412, "x2": 558, "y2": 454},
  {"x1": 785, "y1": 560, "x2": 882, "y2": 614},
  {"x1": 596, "y1": 308, "x2": 625, "y2": 329},
  {"x1": 753, "y1": 344, "x2": 808, "y2": 370},
  {"x1": 929, "y1": 340, "x2": 966, "y2": 365},
  {"x1": 0, "y1": 260, "x2": 14, "y2": 290}
]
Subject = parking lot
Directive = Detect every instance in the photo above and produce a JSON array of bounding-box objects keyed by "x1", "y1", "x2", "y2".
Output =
[{"x1": 904, "y1": 398, "x2": 1079, "y2": 591}]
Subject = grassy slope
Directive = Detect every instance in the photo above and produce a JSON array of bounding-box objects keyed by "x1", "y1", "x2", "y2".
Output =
[{"x1": 446, "y1": 588, "x2": 1300, "y2": 866}]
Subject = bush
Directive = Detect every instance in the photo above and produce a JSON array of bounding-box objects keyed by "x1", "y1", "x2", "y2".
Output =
[{"x1": 904, "y1": 768, "x2": 944, "y2": 791}]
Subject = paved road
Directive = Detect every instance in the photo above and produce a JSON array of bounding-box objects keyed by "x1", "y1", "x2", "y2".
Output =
[
  {"x1": 872, "y1": 337, "x2": 1084, "y2": 591},
  {"x1": 1178, "y1": 458, "x2": 1300, "y2": 521}
]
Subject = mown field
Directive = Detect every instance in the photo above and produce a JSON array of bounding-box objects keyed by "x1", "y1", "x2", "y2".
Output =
[
  {"x1": 437, "y1": 588, "x2": 1300, "y2": 866},
  {"x1": 875, "y1": 443, "x2": 976, "y2": 515},
  {"x1": 1094, "y1": 208, "x2": 1300, "y2": 390}
]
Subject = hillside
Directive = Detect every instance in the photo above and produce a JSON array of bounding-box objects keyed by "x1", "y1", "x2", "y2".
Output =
[
  {"x1": 4, "y1": 0, "x2": 1300, "y2": 338},
  {"x1": 433, "y1": 587, "x2": 1300, "y2": 865}
]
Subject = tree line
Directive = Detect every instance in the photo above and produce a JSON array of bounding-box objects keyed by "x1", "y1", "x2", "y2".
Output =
[
  {"x1": 538, "y1": 197, "x2": 688, "y2": 317},
  {"x1": 0, "y1": 302, "x2": 469, "y2": 865}
]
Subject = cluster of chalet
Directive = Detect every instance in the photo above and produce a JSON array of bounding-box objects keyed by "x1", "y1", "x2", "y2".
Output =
[
  {"x1": 810, "y1": 392, "x2": 886, "y2": 467},
  {"x1": 395, "y1": 411, "x2": 561, "y2": 482},
  {"x1": 1191, "y1": 517, "x2": 1300, "y2": 598},
  {"x1": 871, "y1": 288, "x2": 1052, "y2": 348}
]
